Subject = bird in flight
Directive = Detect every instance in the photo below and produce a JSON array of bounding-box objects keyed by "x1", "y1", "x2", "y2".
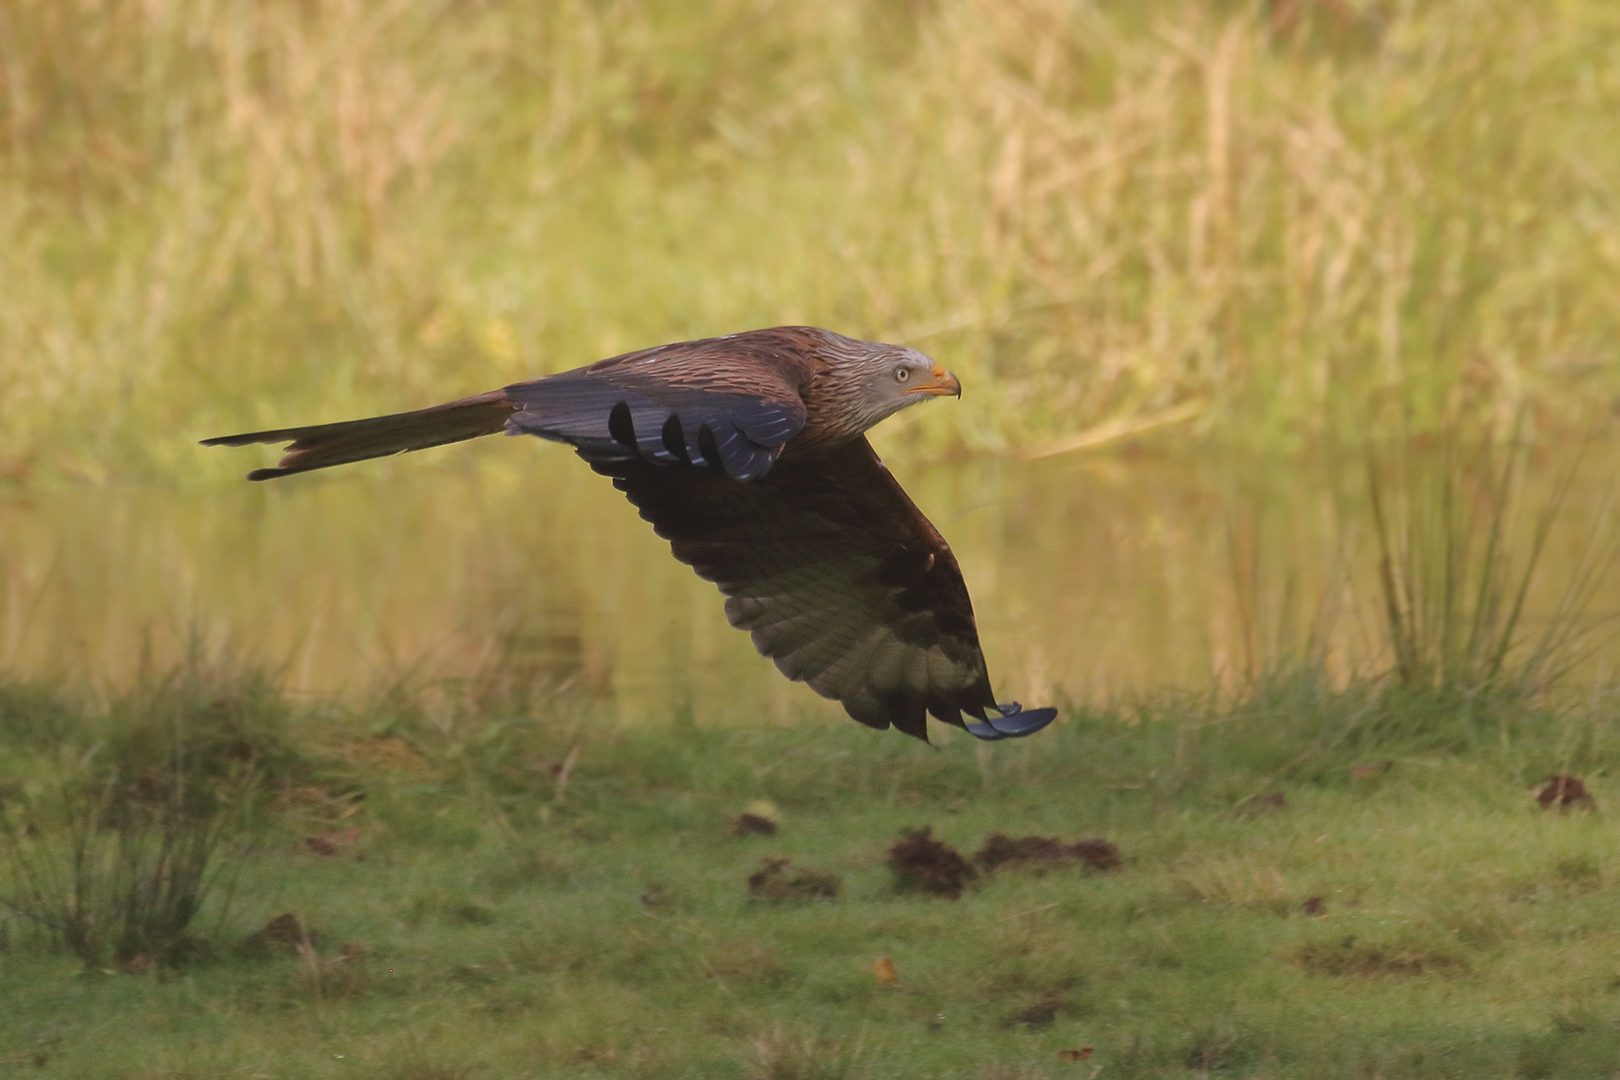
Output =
[{"x1": 204, "y1": 326, "x2": 1057, "y2": 742}]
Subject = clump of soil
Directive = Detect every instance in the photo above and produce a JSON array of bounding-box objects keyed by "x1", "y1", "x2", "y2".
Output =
[
  {"x1": 747, "y1": 858, "x2": 840, "y2": 902},
  {"x1": 974, "y1": 834, "x2": 1122, "y2": 873},
  {"x1": 888, "y1": 827, "x2": 977, "y2": 898},
  {"x1": 303, "y1": 826, "x2": 361, "y2": 856},
  {"x1": 731, "y1": 812, "x2": 778, "y2": 837},
  {"x1": 239, "y1": 912, "x2": 319, "y2": 957},
  {"x1": 1007, "y1": 989, "x2": 1067, "y2": 1029},
  {"x1": 1537, "y1": 775, "x2": 1596, "y2": 812},
  {"x1": 1301, "y1": 896, "x2": 1326, "y2": 917},
  {"x1": 1243, "y1": 792, "x2": 1289, "y2": 815}
]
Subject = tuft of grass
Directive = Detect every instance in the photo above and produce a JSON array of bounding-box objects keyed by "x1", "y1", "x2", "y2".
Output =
[
  {"x1": 749, "y1": 1026, "x2": 862, "y2": 1080},
  {"x1": 1208, "y1": 420, "x2": 1620, "y2": 748},
  {"x1": 0, "y1": 658, "x2": 314, "y2": 968},
  {"x1": 1365, "y1": 425, "x2": 1619, "y2": 699}
]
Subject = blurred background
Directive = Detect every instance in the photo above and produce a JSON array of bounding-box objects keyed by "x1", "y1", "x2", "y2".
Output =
[{"x1": 4, "y1": 0, "x2": 1619, "y2": 723}]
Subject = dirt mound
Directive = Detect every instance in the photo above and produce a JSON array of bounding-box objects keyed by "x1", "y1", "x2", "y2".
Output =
[
  {"x1": 974, "y1": 833, "x2": 1121, "y2": 872},
  {"x1": 1008, "y1": 989, "x2": 1066, "y2": 1028},
  {"x1": 888, "y1": 827, "x2": 977, "y2": 898},
  {"x1": 303, "y1": 826, "x2": 361, "y2": 856},
  {"x1": 239, "y1": 912, "x2": 319, "y2": 957},
  {"x1": 731, "y1": 812, "x2": 778, "y2": 837},
  {"x1": 1537, "y1": 775, "x2": 1595, "y2": 812},
  {"x1": 746, "y1": 858, "x2": 840, "y2": 902}
]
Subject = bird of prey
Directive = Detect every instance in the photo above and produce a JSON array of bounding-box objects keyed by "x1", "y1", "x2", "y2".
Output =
[{"x1": 204, "y1": 326, "x2": 1056, "y2": 742}]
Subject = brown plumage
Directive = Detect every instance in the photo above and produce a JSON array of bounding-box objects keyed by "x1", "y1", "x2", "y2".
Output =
[{"x1": 203, "y1": 326, "x2": 1056, "y2": 741}]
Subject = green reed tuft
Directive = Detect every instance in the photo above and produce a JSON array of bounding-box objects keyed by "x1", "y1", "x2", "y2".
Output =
[
  {"x1": 0, "y1": 657, "x2": 309, "y2": 968},
  {"x1": 1365, "y1": 426, "x2": 1619, "y2": 699}
]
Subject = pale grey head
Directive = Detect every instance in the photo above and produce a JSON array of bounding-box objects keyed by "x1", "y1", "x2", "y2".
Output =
[{"x1": 807, "y1": 333, "x2": 962, "y2": 443}]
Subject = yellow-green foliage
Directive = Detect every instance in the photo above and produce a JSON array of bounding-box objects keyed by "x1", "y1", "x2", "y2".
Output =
[{"x1": 3, "y1": 0, "x2": 1618, "y2": 484}]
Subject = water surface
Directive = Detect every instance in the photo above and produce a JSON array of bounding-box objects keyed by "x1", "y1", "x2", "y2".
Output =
[{"x1": 5, "y1": 437, "x2": 1616, "y2": 725}]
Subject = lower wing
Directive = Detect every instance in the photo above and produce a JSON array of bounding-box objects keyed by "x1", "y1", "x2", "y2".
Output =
[{"x1": 593, "y1": 436, "x2": 1055, "y2": 741}]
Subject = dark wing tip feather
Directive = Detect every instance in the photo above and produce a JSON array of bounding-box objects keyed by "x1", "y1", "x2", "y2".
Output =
[{"x1": 962, "y1": 702, "x2": 1059, "y2": 741}]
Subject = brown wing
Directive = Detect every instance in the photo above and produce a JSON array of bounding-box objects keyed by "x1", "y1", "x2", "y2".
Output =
[{"x1": 594, "y1": 436, "x2": 999, "y2": 739}]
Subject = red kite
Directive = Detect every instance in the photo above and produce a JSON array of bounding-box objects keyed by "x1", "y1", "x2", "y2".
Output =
[{"x1": 204, "y1": 327, "x2": 1056, "y2": 742}]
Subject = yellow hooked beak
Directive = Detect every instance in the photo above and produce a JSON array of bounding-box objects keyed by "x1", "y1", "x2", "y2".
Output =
[{"x1": 906, "y1": 364, "x2": 962, "y2": 398}]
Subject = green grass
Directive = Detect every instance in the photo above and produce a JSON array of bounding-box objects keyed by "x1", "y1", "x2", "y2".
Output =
[
  {"x1": 5, "y1": 0, "x2": 1620, "y2": 486},
  {"x1": 5, "y1": 674, "x2": 1620, "y2": 1078}
]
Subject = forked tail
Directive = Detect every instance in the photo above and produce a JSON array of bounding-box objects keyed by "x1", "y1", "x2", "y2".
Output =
[{"x1": 201, "y1": 391, "x2": 517, "y2": 480}]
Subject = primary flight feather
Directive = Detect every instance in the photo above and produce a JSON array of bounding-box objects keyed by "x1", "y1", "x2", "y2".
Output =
[{"x1": 203, "y1": 326, "x2": 1057, "y2": 742}]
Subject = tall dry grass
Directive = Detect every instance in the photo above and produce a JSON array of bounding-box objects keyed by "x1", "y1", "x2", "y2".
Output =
[
  {"x1": 895, "y1": 1, "x2": 1620, "y2": 450},
  {"x1": 1, "y1": 0, "x2": 1617, "y2": 485}
]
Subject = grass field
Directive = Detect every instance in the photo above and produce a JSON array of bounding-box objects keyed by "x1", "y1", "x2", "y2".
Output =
[{"x1": 4, "y1": 670, "x2": 1620, "y2": 1079}]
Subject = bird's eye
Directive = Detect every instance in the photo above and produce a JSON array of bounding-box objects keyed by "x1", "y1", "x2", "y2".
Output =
[{"x1": 894, "y1": 367, "x2": 910, "y2": 383}]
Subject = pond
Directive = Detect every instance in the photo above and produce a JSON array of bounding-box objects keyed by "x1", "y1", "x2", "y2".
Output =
[{"x1": 4, "y1": 434, "x2": 1617, "y2": 725}]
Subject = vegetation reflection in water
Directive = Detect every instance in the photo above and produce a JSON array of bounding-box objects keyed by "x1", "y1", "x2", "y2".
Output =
[{"x1": 5, "y1": 437, "x2": 1617, "y2": 725}]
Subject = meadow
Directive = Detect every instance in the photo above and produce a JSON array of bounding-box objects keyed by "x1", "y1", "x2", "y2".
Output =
[
  {"x1": 6, "y1": 2, "x2": 1620, "y2": 1077},
  {"x1": 3, "y1": 667, "x2": 1620, "y2": 1079}
]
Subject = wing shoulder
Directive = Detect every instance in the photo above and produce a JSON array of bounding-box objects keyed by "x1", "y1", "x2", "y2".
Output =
[{"x1": 504, "y1": 329, "x2": 823, "y2": 481}]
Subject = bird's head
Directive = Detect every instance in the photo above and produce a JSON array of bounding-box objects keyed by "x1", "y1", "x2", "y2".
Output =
[{"x1": 822, "y1": 337, "x2": 961, "y2": 437}]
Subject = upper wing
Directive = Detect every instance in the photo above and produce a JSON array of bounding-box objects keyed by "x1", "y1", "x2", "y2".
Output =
[
  {"x1": 595, "y1": 436, "x2": 1051, "y2": 740},
  {"x1": 503, "y1": 333, "x2": 812, "y2": 481}
]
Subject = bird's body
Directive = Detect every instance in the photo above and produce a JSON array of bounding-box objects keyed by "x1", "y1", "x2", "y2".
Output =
[{"x1": 205, "y1": 327, "x2": 1056, "y2": 742}]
